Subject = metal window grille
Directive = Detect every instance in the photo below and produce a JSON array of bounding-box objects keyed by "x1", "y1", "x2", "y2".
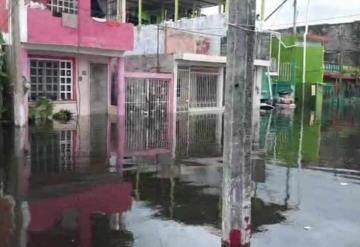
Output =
[
  {"x1": 176, "y1": 113, "x2": 223, "y2": 158},
  {"x1": 48, "y1": 0, "x2": 78, "y2": 15},
  {"x1": 59, "y1": 130, "x2": 74, "y2": 170},
  {"x1": 30, "y1": 59, "x2": 73, "y2": 101},
  {"x1": 177, "y1": 66, "x2": 219, "y2": 111},
  {"x1": 278, "y1": 63, "x2": 292, "y2": 81},
  {"x1": 177, "y1": 68, "x2": 191, "y2": 111},
  {"x1": 125, "y1": 78, "x2": 170, "y2": 151},
  {"x1": 106, "y1": 0, "x2": 117, "y2": 20},
  {"x1": 31, "y1": 130, "x2": 74, "y2": 174}
]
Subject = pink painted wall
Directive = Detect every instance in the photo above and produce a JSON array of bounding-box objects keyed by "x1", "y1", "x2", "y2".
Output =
[
  {"x1": 27, "y1": 0, "x2": 134, "y2": 51},
  {"x1": 0, "y1": 0, "x2": 8, "y2": 33},
  {"x1": 29, "y1": 182, "x2": 132, "y2": 247},
  {"x1": 117, "y1": 58, "x2": 126, "y2": 116}
]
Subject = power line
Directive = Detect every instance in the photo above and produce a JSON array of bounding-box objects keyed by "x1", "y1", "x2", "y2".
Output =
[{"x1": 264, "y1": 0, "x2": 289, "y2": 22}]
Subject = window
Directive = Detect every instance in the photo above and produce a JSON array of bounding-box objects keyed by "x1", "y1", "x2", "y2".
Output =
[
  {"x1": 48, "y1": 0, "x2": 78, "y2": 16},
  {"x1": 30, "y1": 59, "x2": 73, "y2": 101},
  {"x1": 31, "y1": 130, "x2": 75, "y2": 174},
  {"x1": 91, "y1": 0, "x2": 119, "y2": 20},
  {"x1": 59, "y1": 130, "x2": 74, "y2": 169},
  {"x1": 106, "y1": 0, "x2": 117, "y2": 20}
]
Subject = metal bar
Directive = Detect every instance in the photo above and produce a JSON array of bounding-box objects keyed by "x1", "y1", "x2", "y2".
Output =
[
  {"x1": 138, "y1": 0, "x2": 142, "y2": 25},
  {"x1": 175, "y1": 0, "x2": 179, "y2": 21},
  {"x1": 125, "y1": 72, "x2": 173, "y2": 79},
  {"x1": 265, "y1": 0, "x2": 289, "y2": 21}
]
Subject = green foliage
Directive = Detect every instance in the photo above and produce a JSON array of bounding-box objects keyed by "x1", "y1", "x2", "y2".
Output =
[
  {"x1": 0, "y1": 33, "x2": 8, "y2": 92},
  {"x1": 53, "y1": 109, "x2": 73, "y2": 123},
  {"x1": 29, "y1": 97, "x2": 54, "y2": 122},
  {"x1": 0, "y1": 33, "x2": 9, "y2": 119}
]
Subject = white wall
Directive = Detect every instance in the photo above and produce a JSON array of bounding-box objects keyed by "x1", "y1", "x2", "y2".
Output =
[
  {"x1": 126, "y1": 14, "x2": 227, "y2": 56},
  {"x1": 166, "y1": 14, "x2": 227, "y2": 56}
]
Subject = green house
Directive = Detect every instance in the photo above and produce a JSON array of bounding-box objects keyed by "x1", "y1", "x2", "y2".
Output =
[{"x1": 270, "y1": 34, "x2": 325, "y2": 105}]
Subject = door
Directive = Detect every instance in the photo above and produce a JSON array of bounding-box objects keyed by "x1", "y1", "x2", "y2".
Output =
[
  {"x1": 90, "y1": 63, "x2": 108, "y2": 115},
  {"x1": 125, "y1": 78, "x2": 170, "y2": 151}
]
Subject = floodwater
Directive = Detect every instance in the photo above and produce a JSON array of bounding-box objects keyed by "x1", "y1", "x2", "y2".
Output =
[{"x1": 1, "y1": 101, "x2": 360, "y2": 247}]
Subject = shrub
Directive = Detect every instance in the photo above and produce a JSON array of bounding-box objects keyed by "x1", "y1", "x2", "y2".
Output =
[
  {"x1": 0, "y1": 34, "x2": 9, "y2": 120},
  {"x1": 53, "y1": 110, "x2": 73, "y2": 123},
  {"x1": 29, "y1": 97, "x2": 54, "y2": 123}
]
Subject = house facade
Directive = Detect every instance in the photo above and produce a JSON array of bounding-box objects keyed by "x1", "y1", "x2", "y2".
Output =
[
  {"x1": 1, "y1": 0, "x2": 135, "y2": 117},
  {"x1": 125, "y1": 14, "x2": 227, "y2": 114}
]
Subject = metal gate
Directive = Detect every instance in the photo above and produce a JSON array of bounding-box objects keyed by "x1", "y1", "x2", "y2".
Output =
[
  {"x1": 177, "y1": 66, "x2": 220, "y2": 112},
  {"x1": 124, "y1": 73, "x2": 173, "y2": 152},
  {"x1": 176, "y1": 113, "x2": 223, "y2": 158}
]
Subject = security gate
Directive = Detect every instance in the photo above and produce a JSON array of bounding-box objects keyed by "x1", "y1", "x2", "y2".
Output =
[
  {"x1": 177, "y1": 66, "x2": 221, "y2": 112},
  {"x1": 124, "y1": 73, "x2": 173, "y2": 151},
  {"x1": 176, "y1": 113, "x2": 223, "y2": 158}
]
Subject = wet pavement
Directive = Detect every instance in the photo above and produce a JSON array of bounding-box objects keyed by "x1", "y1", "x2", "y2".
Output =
[{"x1": 1, "y1": 101, "x2": 360, "y2": 247}]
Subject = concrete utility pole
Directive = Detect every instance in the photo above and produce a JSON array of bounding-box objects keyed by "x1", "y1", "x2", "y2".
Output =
[
  {"x1": 293, "y1": 0, "x2": 297, "y2": 35},
  {"x1": 10, "y1": 0, "x2": 26, "y2": 126},
  {"x1": 222, "y1": 0, "x2": 256, "y2": 246},
  {"x1": 8, "y1": 1, "x2": 28, "y2": 242}
]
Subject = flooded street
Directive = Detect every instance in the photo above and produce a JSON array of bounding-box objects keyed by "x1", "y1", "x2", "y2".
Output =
[{"x1": 1, "y1": 102, "x2": 360, "y2": 247}]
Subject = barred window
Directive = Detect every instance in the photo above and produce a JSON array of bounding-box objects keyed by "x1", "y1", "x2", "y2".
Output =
[
  {"x1": 48, "y1": 0, "x2": 78, "y2": 15},
  {"x1": 59, "y1": 130, "x2": 74, "y2": 170},
  {"x1": 31, "y1": 130, "x2": 75, "y2": 174},
  {"x1": 91, "y1": 0, "x2": 123, "y2": 20},
  {"x1": 106, "y1": 0, "x2": 117, "y2": 20},
  {"x1": 30, "y1": 59, "x2": 73, "y2": 101}
]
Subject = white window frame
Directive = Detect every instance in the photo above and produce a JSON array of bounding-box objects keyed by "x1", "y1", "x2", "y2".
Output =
[
  {"x1": 48, "y1": 0, "x2": 78, "y2": 15},
  {"x1": 29, "y1": 58, "x2": 74, "y2": 101},
  {"x1": 31, "y1": 130, "x2": 74, "y2": 174},
  {"x1": 59, "y1": 130, "x2": 74, "y2": 170}
]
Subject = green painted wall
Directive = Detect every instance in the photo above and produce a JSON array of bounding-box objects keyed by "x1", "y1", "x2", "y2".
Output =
[
  {"x1": 263, "y1": 108, "x2": 322, "y2": 166},
  {"x1": 261, "y1": 69, "x2": 272, "y2": 101},
  {"x1": 293, "y1": 45, "x2": 324, "y2": 84},
  {"x1": 272, "y1": 35, "x2": 324, "y2": 85}
]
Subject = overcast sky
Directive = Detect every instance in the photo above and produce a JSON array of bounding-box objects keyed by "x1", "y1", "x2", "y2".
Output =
[
  {"x1": 261, "y1": 0, "x2": 360, "y2": 29},
  {"x1": 203, "y1": 0, "x2": 360, "y2": 29}
]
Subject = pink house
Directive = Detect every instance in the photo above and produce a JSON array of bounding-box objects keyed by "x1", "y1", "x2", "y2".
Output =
[
  {"x1": 17, "y1": 0, "x2": 134, "y2": 116},
  {"x1": 0, "y1": 0, "x2": 7, "y2": 34},
  {"x1": 2, "y1": 0, "x2": 177, "y2": 119}
]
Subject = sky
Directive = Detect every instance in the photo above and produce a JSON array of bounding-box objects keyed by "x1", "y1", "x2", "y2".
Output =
[{"x1": 203, "y1": 0, "x2": 360, "y2": 29}]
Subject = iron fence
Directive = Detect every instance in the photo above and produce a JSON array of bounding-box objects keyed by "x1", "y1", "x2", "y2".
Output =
[
  {"x1": 177, "y1": 66, "x2": 220, "y2": 111},
  {"x1": 176, "y1": 113, "x2": 223, "y2": 158},
  {"x1": 125, "y1": 77, "x2": 170, "y2": 151}
]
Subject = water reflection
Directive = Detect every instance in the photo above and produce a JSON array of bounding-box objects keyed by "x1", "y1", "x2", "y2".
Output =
[
  {"x1": 176, "y1": 113, "x2": 223, "y2": 159},
  {"x1": 1, "y1": 102, "x2": 360, "y2": 246}
]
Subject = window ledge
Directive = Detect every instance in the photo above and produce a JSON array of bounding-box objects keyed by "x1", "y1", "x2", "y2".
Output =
[
  {"x1": 52, "y1": 100, "x2": 77, "y2": 104},
  {"x1": 29, "y1": 100, "x2": 77, "y2": 105}
]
